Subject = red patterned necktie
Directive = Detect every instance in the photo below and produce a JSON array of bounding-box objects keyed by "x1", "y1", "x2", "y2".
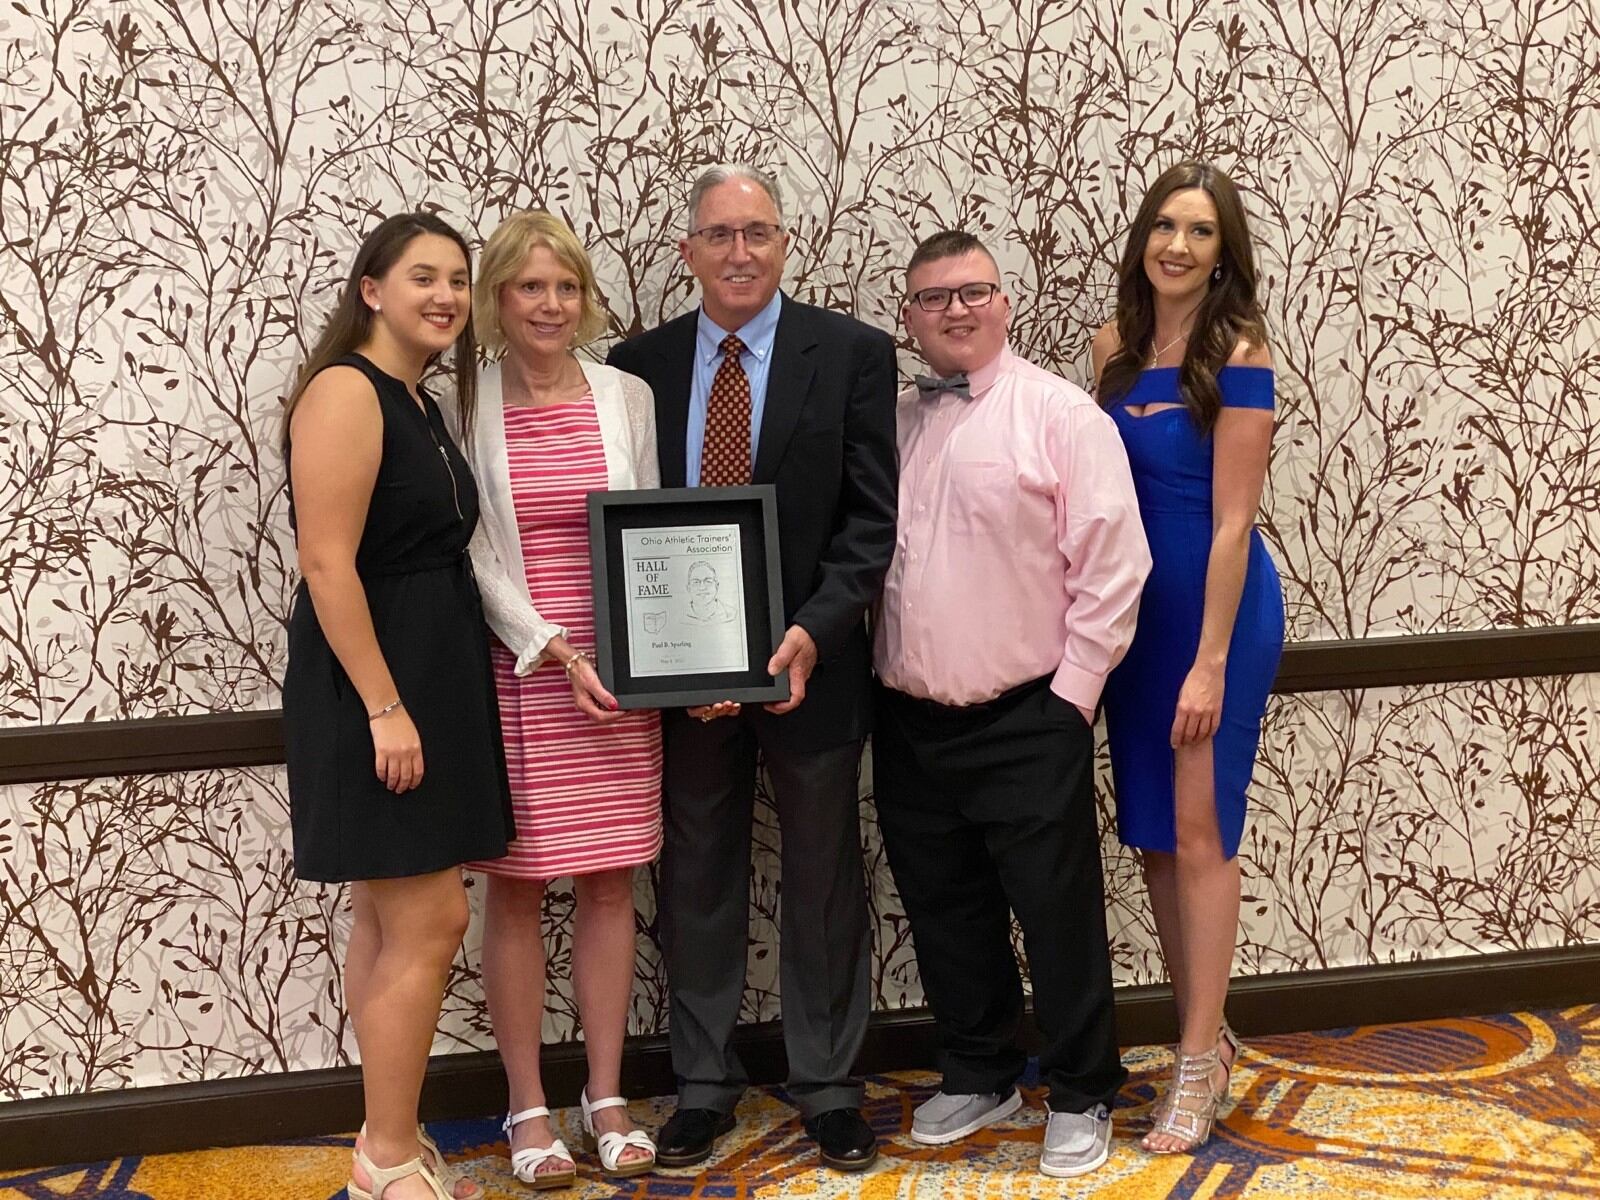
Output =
[{"x1": 699, "y1": 333, "x2": 751, "y2": 486}]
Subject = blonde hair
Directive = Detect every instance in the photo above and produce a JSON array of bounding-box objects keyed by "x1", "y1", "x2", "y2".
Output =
[{"x1": 475, "y1": 211, "x2": 608, "y2": 354}]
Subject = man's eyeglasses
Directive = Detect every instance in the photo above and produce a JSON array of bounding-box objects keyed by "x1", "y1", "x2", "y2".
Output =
[
  {"x1": 689, "y1": 223, "x2": 783, "y2": 249},
  {"x1": 907, "y1": 282, "x2": 1001, "y2": 312}
]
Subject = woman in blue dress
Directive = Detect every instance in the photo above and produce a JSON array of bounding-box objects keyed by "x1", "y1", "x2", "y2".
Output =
[{"x1": 1094, "y1": 161, "x2": 1284, "y2": 1153}]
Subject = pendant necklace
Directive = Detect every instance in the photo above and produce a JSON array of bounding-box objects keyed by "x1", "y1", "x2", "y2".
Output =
[{"x1": 1151, "y1": 329, "x2": 1188, "y2": 365}]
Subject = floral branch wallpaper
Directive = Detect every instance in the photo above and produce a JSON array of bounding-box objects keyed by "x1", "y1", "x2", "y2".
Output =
[{"x1": 2, "y1": 0, "x2": 1597, "y2": 1101}]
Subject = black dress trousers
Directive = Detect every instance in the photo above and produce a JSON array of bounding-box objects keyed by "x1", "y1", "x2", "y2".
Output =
[{"x1": 873, "y1": 675, "x2": 1127, "y2": 1112}]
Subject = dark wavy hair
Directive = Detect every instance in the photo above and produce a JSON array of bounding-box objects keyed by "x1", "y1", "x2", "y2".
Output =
[
  {"x1": 1099, "y1": 162, "x2": 1268, "y2": 434},
  {"x1": 282, "y1": 212, "x2": 477, "y2": 449}
]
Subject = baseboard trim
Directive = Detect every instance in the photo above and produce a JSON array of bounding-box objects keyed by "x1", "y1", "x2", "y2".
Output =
[{"x1": 4, "y1": 943, "x2": 1595, "y2": 1170}]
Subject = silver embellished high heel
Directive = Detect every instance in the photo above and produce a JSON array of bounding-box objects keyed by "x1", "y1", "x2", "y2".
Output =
[{"x1": 1142, "y1": 1020, "x2": 1242, "y2": 1153}]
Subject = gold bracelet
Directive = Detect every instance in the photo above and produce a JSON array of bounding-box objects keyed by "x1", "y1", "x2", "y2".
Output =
[
  {"x1": 367, "y1": 698, "x2": 402, "y2": 722},
  {"x1": 563, "y1": 651, "x2": 590, "y2": 678}
]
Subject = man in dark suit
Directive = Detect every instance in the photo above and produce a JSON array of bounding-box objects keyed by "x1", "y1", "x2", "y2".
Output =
[{"x1": 607, "y1": 164, "x2": 897, "y2": 1172}]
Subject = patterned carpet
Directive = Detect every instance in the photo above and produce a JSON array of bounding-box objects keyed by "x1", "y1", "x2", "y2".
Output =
[{"x1": 6, "y1": 1007, "x2": 1599, "y2": 1198}]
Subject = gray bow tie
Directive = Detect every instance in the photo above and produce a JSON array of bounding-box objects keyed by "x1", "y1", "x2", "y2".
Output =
[{"x1": 914, "y1": 372, "x2": 971, "y2": 400}]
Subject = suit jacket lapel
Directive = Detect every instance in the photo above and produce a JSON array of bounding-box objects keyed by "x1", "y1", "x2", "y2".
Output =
[
  {"x1": 651, "y1": 314, "x2": 697, "y2": 488},
  {"x1": 753, "y1": 297, "x2": 816, "y2": 483}
]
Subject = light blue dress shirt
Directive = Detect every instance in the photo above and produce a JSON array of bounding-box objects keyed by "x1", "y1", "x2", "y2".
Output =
[{"x1": 685, "y1": 290, "x2": 783, "y2": 486}]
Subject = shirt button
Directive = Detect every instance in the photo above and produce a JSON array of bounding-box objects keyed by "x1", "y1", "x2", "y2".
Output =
[{"x1": 916, "y1": 504, "x2": 926, "y2": 514}]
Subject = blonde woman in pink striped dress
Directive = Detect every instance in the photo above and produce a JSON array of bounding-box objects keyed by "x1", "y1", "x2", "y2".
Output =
[{"x1": 462, "y1": 212, "x2": 660, "y2": 1187}]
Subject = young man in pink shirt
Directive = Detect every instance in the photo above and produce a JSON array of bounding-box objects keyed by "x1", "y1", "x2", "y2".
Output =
[{"x1": 873, "y1": 230, "x2": 1151, "y2": 1178}]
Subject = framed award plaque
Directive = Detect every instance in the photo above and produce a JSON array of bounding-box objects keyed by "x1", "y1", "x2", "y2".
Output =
[{"x1": 587, "y1": 486, "x2": 789, "y2": 709}]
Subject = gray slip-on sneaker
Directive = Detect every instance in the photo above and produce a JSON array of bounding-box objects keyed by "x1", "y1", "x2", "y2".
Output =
[
  {"x1": 1038, "y1": 1103, "x2": 1112, "y2": 1178},
  {"x1": 910, "y1": 1089, "x2": 1024, "y2": 1145}
]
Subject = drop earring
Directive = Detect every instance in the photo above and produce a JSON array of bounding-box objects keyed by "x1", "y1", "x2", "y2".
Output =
[{"x1": 1211, "y1": 266, "x2": 1222, "y2": 282}]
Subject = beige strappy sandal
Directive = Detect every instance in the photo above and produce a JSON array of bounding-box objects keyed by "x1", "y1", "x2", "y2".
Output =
[
  {"x1": 356, "y1": 1124, "x2": 481, "y2": 1200},
  {"x1": 348, "y1": 1146, "x2": 451, "y2": 1200},
  {"x1": 416, "y1": 1127, "x2": 481, "y2": 1200},
  {"x1": 1143, "y1": 1020, "x2": 1242, "y2": 1153}
]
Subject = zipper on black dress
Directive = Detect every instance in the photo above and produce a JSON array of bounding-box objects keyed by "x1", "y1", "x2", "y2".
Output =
[
  {"x1": 422, "y1": 413, "x2": 464, "y2": 523},
  {"x1": 435, "y1": 442, "x2": 463, "y2": 522}
]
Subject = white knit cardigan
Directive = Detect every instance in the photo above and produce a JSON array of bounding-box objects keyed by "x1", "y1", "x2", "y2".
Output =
[{"x1": 454, "y1": 358, "x2": 660, "y2": 675}]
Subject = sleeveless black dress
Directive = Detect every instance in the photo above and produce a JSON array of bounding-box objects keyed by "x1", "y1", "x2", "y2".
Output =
[{"x1": 283, "y1": 353, "x2": 513, "y2": 882}]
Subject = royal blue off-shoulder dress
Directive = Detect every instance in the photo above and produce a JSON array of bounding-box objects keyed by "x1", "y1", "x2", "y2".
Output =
[{"x1": 1101, "y1": 366, "x2": 1284, "y2": 860}]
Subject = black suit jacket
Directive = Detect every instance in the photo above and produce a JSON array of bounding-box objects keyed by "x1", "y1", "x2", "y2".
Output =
[{"x1": 606, "y1": 295, "x2": 899, "y2": 750}]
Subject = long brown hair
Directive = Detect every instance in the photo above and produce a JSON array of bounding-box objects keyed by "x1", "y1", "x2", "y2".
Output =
[
  {"x1": 1099, "y1": 161, "x2": 1268, "y2": 434},
  {"x1": 282, "y1": 212, "x2": 478, "y2": 449}
]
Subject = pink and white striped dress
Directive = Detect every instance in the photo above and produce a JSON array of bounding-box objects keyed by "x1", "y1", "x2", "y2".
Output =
[{"x1": 471, "y1": 394, "x2": 662, "y2": 880}]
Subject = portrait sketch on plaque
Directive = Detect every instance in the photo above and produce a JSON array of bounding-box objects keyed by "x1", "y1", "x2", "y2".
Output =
[{"x1": 621, "y1": 524, "x2": 750, "y2": 677}]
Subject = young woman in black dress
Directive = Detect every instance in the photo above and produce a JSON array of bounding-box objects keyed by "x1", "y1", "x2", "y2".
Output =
[{"x1": 282, "y1": 213, "x2": 512, "y2": 1200}]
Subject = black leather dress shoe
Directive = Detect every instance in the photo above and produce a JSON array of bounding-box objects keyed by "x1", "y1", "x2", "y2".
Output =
[
  {"x1": 803, "y1": 1106, "x2": 878, "y2": 1171},
  {"x1": 655, "y1": 1106, "x2": 737, "y2": 1167}
]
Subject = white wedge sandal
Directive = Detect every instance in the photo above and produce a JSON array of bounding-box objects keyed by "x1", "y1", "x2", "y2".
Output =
[
  {"x1": 502, "y1": 1106, "x2": 577, "y2": 1190},
  {"x1": 579, "y1": 1089, "x2": 658, "y2": 1178}
]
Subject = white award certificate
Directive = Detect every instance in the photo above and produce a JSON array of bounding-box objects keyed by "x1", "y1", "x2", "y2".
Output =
[{"x1": 621, "y1": 524, "x2": 750, "y2": 677}]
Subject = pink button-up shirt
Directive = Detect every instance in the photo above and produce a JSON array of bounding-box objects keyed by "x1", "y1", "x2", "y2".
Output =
[{"x1": 874, "y1": 345, "x2": 1151, "y2": 713}]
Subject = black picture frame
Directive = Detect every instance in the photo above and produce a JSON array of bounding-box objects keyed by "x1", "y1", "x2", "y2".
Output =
[{"x1": 587, "y1": 485, "x2": 790, "y2": 709}]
